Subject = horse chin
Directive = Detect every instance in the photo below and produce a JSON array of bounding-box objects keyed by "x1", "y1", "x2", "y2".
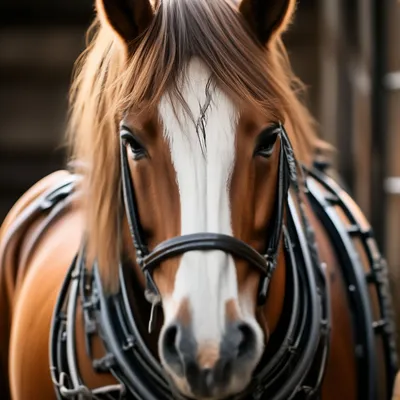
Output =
[{"x1": 162, "y1": 361, "x2": 258, "y2": 400}]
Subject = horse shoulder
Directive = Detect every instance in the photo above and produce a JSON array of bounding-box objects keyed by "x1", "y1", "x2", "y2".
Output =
[
  {"x1": 2, "y1": 170, "x2": 117, "y2": 399},
  {"x1": 0, "y1": 170, "x2": 72, "y2": 399},
  {"x1": 0, "y1": 170, "x2": 87, "y2": 399}
]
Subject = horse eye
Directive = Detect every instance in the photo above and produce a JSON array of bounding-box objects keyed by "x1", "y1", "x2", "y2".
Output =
[
  {"x1": 121, "y1": 128, "x2": 147, "y2": 160},
  {"x1": 254, "y1": 125, "x2": 280, "y2": 158},
  {"x1": 129, "y1": 139, "x2": 146, "y2": 159}
]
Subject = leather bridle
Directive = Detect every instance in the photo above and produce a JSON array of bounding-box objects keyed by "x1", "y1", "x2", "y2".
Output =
[
  {"x1": 46, "y1": 117, "x2": 398, "y2": 400},
  {"x1": 49, "y1": 121, "x2": 333, "y2": 400},
  {"x1": 120, "y1": 122, "x2": 291, "y2": 331}
]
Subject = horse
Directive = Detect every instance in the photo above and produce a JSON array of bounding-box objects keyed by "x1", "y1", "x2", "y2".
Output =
[{"x1": 0, "y1": 0, "x2": 399, "y2": 399}]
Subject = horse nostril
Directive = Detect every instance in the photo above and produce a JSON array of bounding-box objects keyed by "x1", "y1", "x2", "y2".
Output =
[
  {"x1": 237, "y1": 322, "x2": 256, "y2": 359},
  {"x1": 162, "y1": 324, "x2": 183, "y2": 374},
  {"x1": 164, "y1": 324, "x2": 178, "y2": 352}
]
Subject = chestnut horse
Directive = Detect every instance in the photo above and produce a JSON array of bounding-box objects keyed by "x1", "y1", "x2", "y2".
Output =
[{"x1": 0, "y1": 0, "x2": 399, "y2": 399}]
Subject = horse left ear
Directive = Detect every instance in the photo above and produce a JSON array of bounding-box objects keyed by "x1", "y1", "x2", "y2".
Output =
[
  {"x1": 239, "y1": 0, "x2": 297, "y2": 45},
  {"x1": 96, "y1": 0, "x2": 154, "y2": 48}
]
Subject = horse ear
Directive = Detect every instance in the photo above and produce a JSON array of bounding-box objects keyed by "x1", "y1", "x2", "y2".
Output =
[
  {"x1": 239, "y1": 0, "x2": 297, "y2": 45},
  {"x1": 96, "y1": 0, "x2": 154, "y2": 47}
]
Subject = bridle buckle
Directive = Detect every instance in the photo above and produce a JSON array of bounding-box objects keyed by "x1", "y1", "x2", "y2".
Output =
[{"x1": 257, "y1": 255, "x2": 277, "y2": 306}]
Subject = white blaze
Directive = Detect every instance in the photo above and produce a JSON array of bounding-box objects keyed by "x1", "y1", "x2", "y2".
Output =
[{"x1": 159, "y1": 59, "x2": 238, "y2": 342}]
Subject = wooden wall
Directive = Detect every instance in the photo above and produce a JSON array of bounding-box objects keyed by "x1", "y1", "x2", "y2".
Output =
[
  {"x1": 385, "y1": 0, "x2": 400, "y2": 350},
  {"x1": 318, "y1": 0, "x2": 400, "y2": 353},
  {"x1": 0, "y1": 1, "x2": 92, "y2": 220}
]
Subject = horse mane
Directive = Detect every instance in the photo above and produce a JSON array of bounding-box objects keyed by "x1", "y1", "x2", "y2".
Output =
[{"x1": 66, "y1": 0, "x2": 326, "y2": 292}]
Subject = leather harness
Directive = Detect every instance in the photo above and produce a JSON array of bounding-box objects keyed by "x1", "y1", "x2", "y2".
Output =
[{"x1": 41, "y1": 123, "x2": 398, "y2": 399}]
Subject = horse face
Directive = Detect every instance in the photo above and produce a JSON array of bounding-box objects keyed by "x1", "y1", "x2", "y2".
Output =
[
  {"x1": 96, "y1": 0, "x2": 297, "y2": 397},
  {"x1": 121, "y1": 58, "x2": 283, "y2": 398}
]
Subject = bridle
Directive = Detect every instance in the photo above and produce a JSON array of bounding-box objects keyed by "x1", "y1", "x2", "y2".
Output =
[
  {"x1": 43, "y1": 103, "x2": 398, "y2": 400},
  {"x1": 49, "y1": 121, "x2": 331, "y2": 400},
  {"x1": 46, "y1": 111, "x2": 399, "y2": 398},
  {"x1": 116, "y1": 121, "x2": 331, "y2": 399},
  {"x1": 119, "y1": 122, "x2": 291, "y2": 332}
]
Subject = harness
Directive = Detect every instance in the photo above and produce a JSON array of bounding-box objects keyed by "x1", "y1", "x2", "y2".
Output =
[
  {"x1": 306, "y1": 167, "x2": 398, "y2": 398},
  {"x1": 43, "y1": 124, "x2": 397, "y2": 399}
]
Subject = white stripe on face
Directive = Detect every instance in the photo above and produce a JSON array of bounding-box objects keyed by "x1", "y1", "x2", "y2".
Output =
[{"x1": 159, "y1": 58, "x2": 239, "y2": 342}]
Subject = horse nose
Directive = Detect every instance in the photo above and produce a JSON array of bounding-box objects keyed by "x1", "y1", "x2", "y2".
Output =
[{"x1": 160, "y1": 320, "x2": 257, "y2": 397}]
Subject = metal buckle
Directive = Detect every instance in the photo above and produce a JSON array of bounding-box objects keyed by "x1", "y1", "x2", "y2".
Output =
[{"x1": 257, "y1": 257, "x2": 277, "y2": 306}]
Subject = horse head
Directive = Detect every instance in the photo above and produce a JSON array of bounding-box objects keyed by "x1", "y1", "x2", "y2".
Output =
[{"x1": 68, "y1": 0, "x2": 320, "y2": 397}]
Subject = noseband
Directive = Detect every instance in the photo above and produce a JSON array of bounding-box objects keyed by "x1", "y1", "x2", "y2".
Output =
[{"x1": 119, "y1": 122, "x2": 291, "y2": 330}]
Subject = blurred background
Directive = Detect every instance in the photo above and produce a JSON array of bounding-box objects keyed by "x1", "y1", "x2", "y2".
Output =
[{"x1": 0, "y1": 0, "x2": 399, "y2": 341}]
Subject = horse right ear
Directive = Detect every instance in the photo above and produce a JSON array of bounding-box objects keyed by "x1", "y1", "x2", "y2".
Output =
[
  {"x1": 96, "y1": 0, "x2": 155, "y2": 48},
  {"x1": 239, "y1": 0, "x2": 297, "y2": 45}
]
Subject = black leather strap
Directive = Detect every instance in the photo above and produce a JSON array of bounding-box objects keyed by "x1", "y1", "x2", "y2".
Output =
[
  {"x1": 142, "y1": 233, "x2": 269, "y2": 274},
  {"x1": 120, "y1": 133, "x2": 149, "y2": 265}
]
